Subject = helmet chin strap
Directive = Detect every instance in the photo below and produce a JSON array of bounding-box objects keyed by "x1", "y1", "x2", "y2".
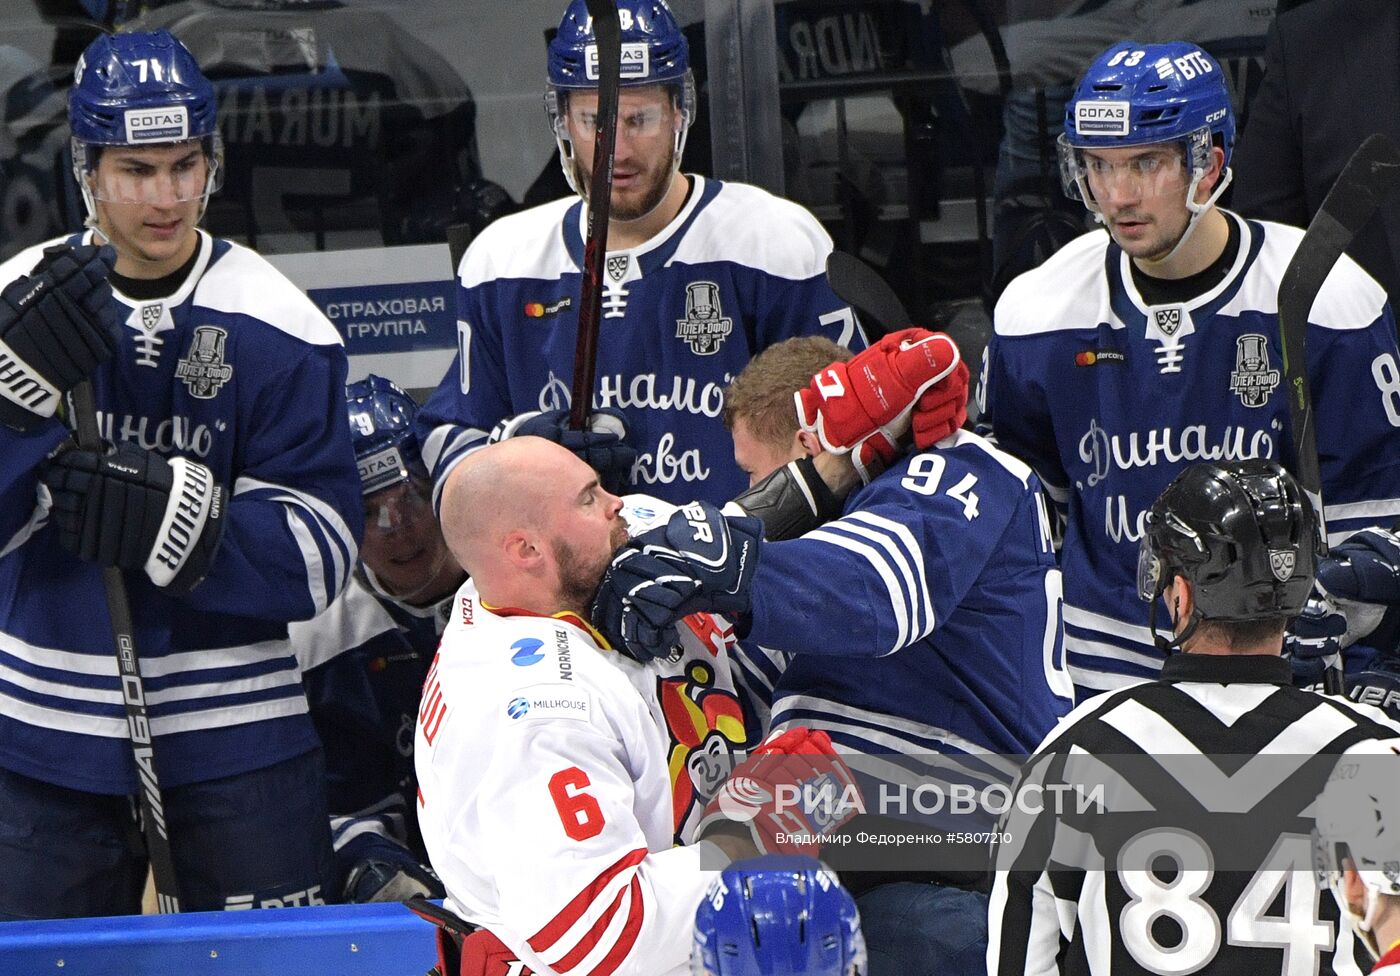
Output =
[
  {"x1": 1149, "y1": 591, "x2": 1200, "y2": 653},
  {"x1": 1154, "y1": 165, "x2": 1233, "y2": 265}
]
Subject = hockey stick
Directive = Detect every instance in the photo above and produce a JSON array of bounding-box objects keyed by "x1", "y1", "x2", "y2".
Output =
[
  {"x1": 69, "y1": 380, "x2": 182, "y2": 912},
  {"x1": 568, "y1": 0, "x2": 622, "y2": 430},
  {"x1": 1277, "y1": 132, "x2": 1400, "y2": 696},
  {"x1": 825, "y1": 251, "x2": 910, "y2": 337}
]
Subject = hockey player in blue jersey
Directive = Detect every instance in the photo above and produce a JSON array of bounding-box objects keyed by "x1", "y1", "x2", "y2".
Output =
[
  {"x1": 0, "y1": 31, "x2": 362, "y2": 917},
  {"x1": 416, "y1": 0, "x2": 865, "y2": 511},
  {"x1": 978, "y1": 41, "x2": 1400, "y2": 700},
  {"x1": 691, "y1": 855, "x2": 867, "y2": 976},
  {"x1": 292, "y1": 376, "x2": 461, "y2": 904},
  {"x1": 591, "y1": 332, "x2": 1071, "y2": 975}
]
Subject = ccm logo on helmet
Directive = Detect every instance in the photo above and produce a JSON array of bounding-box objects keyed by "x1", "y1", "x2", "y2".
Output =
[
  {"x1": 1076, "y1": 100, "x2": 1130, "y2": 136},
  {"x1": 123, "y1": 106, "x2": 189, "y2": 143}
]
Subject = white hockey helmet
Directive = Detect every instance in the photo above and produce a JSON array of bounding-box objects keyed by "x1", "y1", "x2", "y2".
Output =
[{"x1": 1313, "y1": 737, "x2": 1400, "y2": 960}]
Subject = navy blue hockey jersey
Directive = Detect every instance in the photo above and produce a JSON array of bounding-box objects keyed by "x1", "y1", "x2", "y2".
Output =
[
  {"x1": 745, "y1": 430, "x2": 1074, "y2": 781},
  {"x1": 293, "y1": 574, "x2": 446, "y2": 870},
  {"x1": 416, "y1": 176, "x2": 865, "y2": 508},
  {"x1": 0, "y1": 231, "x2": 362, "y2": 795},
  {"x1": 981, "y1": 213, "x2": 1400, "y2": 699}
]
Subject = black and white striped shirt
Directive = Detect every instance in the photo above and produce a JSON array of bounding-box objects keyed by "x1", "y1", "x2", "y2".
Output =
[{"x1": 989, "y1": 653, "x2": 1400, "y2": 976}]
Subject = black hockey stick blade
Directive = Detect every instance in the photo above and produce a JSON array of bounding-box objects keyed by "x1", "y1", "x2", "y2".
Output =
[
  {"x1": 569, "y1": 0, "x2": 622, "y2": 430},
  {"x1": 405, "y1": 894, "x2": 477, "y2": 940},
  {"x1": 70, "y1": 381, "x2": 183, "y2": 912},
  {"x1": 1277, "y1": 133, "x2": 1400, "y2": 552},
  {"x1": 825, "y1": 251, "x2": 910, "y2": 337}
]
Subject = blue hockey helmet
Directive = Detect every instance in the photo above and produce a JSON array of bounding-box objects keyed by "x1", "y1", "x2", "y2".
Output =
[
  {"x1": 547, "y1": 0, "x2": 691, "y2": 89},
  {"x1": 544, "y1": 0, "x2": 696, "y2": 194},
  {"x1": 1058, "y1": 42, "x2": 1234, "y2": 232},
  {"x1": 69, "y1": 30, "x2": 223, "y2": 223},
  {"x1": 691, "y1": 856, "x2": 865, "y2": 976},
  {"x1": 345, "y1": 375, "x2": 424, "y2": 496}
]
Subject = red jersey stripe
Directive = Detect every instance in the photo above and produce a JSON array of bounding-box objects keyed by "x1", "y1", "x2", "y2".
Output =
[{"x1": 528, "y1": 847, "x2": 646, "y2": 953}]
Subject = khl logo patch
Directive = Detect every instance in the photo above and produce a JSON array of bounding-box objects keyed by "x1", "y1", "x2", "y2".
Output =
[
  {"x1": 675, "y1": 281, "x2": 733, "y2": 356},
  {"x1": 607, "y1": 254, "x2": 629, "y2": 282},
  {"x1": 1269, "y1": 549, "x2": 1296, "y2": 582}
]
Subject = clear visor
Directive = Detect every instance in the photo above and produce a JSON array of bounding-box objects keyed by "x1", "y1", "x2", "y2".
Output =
[
  {"x1": 546, "y1": 77, "x2": 696, "y2": 145},
  {"x1": 1136, "y1": 535, "x2": 1163, "y2": 603},
  {"x1": 688, "y1": 941, "x2": 714, "y2": 976},
  {"x1": 1060, "y1": 138, "x2": 1192, "y2": 207},
  {"x1": 363, "y1": 478, "x2": 436, "y2": 539},
  {"x1": 75, "y1": 135, "x2": 223, "y2": 205},
  {"x1": 1312, "y1": 829, "x2": 1346, "y2": 889},
  {"x1": 566, "y1": 102, "x2": 674, "y2": 140}
]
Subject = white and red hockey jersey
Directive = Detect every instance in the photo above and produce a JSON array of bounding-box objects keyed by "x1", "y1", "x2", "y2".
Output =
[{"x1": 414, "y1": 527, "x2": 749, "y2": 976}]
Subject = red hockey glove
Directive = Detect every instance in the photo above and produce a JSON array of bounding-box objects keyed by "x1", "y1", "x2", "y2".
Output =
[
  {"x1": 459, "y1": 929, "x2": 534, "y2": 976},
  {"x1": 795, "y1": 329, "x2": 966, "y2": 482},
  {"x1": 697, "y1": 727, "x2": 862, "y2": 858}
]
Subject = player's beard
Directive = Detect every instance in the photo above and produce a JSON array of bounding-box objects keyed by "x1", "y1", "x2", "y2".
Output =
[
  {"x1": 546, "y1": 532, "x2": 613, "y2": 616},
  {"x1": 574, "y1": 139, "x2": 677, "y2": 223}
]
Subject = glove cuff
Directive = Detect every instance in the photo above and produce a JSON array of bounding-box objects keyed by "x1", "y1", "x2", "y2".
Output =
[
  {"x1": 487, "y1": 410, "x2": 543, "y2": 444},
  {"x1": 0, "y1": 334, "x2": 60, "y2": 421},
  {"x1": 727, "y1": 455, "x2": 844, "y2": 541},
  {"x1": 144, "y1": 457, "x2": 225, "y2": 592}
]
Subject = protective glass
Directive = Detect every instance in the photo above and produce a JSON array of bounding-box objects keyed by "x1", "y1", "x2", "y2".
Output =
[
  {"x1": 567, "y1": 102, "x2": 673, "y2": 140},
  {"x1": 363, "y1": 478, "x2": 436, "y2": 540},
  {"x1": 1084, "y1": 147, "x2": 1189, "y2": 201},
  {"x1": 1136, "y1": 534, "x2": 1163, "y2": 604},
  {"x1": 77, "y1": 137, "x2": 223, "y2": 204},
  {"x1": 1058, "y1": 138, "x2": 1194, "y2": 209}
]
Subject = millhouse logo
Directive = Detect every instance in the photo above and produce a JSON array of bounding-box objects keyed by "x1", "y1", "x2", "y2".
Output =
[
  {"x1": 1229, "y1": 334, "x2": 1281, "y2": 408},
  {"x1": 1269, "y1": 549, "x2": 1296, "y2": 582},
  {"x1": 175, "y1": 327, "x2": 234, "y2": 398},
  {"x1": 676, "y1": 281, "x2": 733, "y2": 355}
]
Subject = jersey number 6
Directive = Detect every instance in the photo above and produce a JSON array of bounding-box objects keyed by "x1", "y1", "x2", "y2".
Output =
[{"x1": 549, "y1": 767, "x2": 606, "y2": 841}]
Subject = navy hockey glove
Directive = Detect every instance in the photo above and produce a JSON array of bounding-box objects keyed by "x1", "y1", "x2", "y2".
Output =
[
  {"x1": 41, "y1": 442, "x2": 226, "y2": 594},
  {"x1": 488, "y1": 408, "x2": 636, "y2": 494},
  {"x1": 632, "y1": 502, "x2": 763, "y2": 616},
  {"x1": 339, "y1": 831, "x2": 444, "y2": 904},
  {"x1": 591, "y1": 546, "x2": 701, "y2": 663},
  {"x1": 1284, "y1": 594, "x2": 1349, "y2": 687},
  {"x1": 1285, "y1": 526, "x2": 1400, "y2": 684},
  {"x1": 0, "y1": 243, "x2": 119, "y2": 431}
]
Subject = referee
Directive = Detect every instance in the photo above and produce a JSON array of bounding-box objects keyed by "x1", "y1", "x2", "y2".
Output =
[{"x1": 989, "y1": 459, "x2": 1400, "y2": 976}]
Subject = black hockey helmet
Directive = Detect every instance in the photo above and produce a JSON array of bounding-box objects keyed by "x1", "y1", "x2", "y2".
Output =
[{"x1": 1137, "y1": 459, "x2": 1317, "y2": 627}]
